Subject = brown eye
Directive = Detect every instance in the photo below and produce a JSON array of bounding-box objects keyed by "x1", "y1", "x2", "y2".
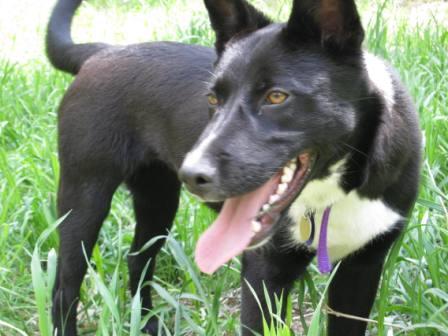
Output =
[
  {"x1": 207, "y1": 94, "x2": 218, "y2": 106},
  {"x1": 266, "y1": 91, "x2": 289, "y2": 105}
]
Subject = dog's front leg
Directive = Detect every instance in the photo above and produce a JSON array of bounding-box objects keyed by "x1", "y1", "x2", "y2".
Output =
[
  {"x1": 327, "y1": 226, "x2": 402, "y2": 336},
  {"x1": 241, "y1": 243, "x2": 313, "y2": 336}
]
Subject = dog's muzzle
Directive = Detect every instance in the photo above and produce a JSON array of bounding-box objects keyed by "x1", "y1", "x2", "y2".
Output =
[{"x1": 179, "y1": 154, "x2": 222, "y2": 202}]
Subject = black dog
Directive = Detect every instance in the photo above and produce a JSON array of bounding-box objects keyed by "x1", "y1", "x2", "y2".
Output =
[{"x1": 47, "y1": 0, "x2": 421, "y2": 335}]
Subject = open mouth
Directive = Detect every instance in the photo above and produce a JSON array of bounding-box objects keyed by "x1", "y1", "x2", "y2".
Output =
[
  {"x1": 195, "y1": 152, "x2": 315, "y2": 274},
  {"x1": 250, "y1": 153, "x2": 314, "y2": 246}
]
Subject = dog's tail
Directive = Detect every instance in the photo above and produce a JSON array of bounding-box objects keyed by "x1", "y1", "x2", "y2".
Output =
[{"x1": 46, "y1": 0, "x2": 110, "y2": 75}]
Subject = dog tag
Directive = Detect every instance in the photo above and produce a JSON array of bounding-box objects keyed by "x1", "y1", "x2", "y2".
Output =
[{"x1": 299, "y1": 215, "x2": 312, "y2": 242}]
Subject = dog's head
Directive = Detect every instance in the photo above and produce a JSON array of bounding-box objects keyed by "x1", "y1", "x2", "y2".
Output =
[{"x1": 180, "y1": 0, "x2": 375, "y2": 273}]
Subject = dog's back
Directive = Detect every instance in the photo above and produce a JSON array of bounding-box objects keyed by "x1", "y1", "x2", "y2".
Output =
[{"x1": 57, "y1": 42, "x2": 215, "y2": 173}]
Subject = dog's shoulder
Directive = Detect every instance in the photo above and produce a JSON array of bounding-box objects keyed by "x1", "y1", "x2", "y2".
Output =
[{"x1": 359, "y1": 50, "x2": 421, "y2": 202}]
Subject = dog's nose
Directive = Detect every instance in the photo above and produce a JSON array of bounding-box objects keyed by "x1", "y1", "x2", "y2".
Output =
[{"x1": 178, "y1": 161, "x2": 216, "y2": 197}]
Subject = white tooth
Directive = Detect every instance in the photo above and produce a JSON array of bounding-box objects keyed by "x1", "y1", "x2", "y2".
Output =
[
  {"x1": 277, "y1": 183, "x2": 288, "y2": 194},
  {"x1": 283, "y1": 166, "x2": 293, "y2": 174},
  {"x1": 269, "y1": 194, "x2": 280, "y2": 204},
  {"x1": 252, "y1": 220, "x2": 262, "y2": 233},
  {"x1": 281, "y1": 169, "x2": 293, "y2": 183},
  {"x1": 289, "y1": 162, "x2": 297, "y2": 170},
  {"x1": 262, "y1": 204, "x2": 270, "y2": 212}
]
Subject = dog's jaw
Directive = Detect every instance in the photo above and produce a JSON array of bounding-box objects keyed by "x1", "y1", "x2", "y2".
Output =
[
  {"x1": 249, "y1": 153, "x2": 315, "y2": 246},
  {"x1": 194, "y1": 152, "x2": 315, "y2": 274}
]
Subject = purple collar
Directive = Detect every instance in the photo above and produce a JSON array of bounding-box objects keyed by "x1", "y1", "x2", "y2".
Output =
[
  {"x1": 305, "y1": 207, "x2": 332, "y2": 274},
  {"x1": 317, "y1": 207, "x2": 332, "y2": 273}
]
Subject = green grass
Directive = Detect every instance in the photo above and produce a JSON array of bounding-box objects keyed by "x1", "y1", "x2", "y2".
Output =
[{"x1": 0, "y1": 0, "x2": 447, "y2": 335}]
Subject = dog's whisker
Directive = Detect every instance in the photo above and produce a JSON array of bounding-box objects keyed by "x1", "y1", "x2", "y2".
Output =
[{"x1": 341, "y1": 142, "x2": 369, "y2": 157}]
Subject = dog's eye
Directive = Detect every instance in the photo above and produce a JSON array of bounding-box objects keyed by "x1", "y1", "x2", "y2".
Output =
[
  {"x1": 265, "y1": 91, "x2": 289, "y2": 105},
  {"x1": 207, "y1": 93, "x2": 219, "y2": 106}
]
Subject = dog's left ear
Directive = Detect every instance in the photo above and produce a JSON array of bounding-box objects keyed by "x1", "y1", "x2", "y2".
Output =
[
  {"x1": 285, "y1": 0, "x2": 364, "y2": 53},
  {"x1": 204, "y1": 0, "x2": 272, "y2": 55}
]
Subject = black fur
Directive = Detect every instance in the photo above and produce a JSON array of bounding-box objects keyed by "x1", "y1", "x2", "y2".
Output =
[
  {"x1": 204, "y1": 0, "x2": 271, "y2": 55},
  {"x1": 46, "y1": 0, "x2": 109, "y2": 74},
  {"x1": 47, "y1": 0, "x2": 420, "y2": 335},
  {"x1": 285, "y1": 0, "x2": 364, "y2": 53}
]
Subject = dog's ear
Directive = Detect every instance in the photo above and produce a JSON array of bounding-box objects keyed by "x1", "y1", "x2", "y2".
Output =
[
  {"x1": 285, "y1": 0, "x2": 364, "y2": 53},
  {"x1": 204, "y1": 0, "x2": 271, "y2": 55}
]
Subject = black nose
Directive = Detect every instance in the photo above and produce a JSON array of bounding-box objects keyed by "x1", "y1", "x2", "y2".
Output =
[{"x1": 178, "y1": 162, "x2": 216, "y2": 196}]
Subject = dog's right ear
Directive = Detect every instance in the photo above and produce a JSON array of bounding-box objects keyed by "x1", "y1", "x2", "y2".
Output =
[
  {"x1": 285, "y1": 0, "x2": 364, "y2": 54},
  {"x1": 204, "y1": 0, "x2": 271, "y2": 56}
]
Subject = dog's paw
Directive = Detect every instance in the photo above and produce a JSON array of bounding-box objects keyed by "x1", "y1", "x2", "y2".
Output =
[{"x1": 142, "y1": 316, "x2": 165, "y2": 336}]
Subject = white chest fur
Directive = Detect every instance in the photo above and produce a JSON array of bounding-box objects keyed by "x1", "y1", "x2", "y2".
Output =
[{"x1": 287, "y1": 161, "x2": 402, "y2": 262}]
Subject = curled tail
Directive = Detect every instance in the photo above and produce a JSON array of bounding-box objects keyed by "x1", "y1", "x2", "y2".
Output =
[{"x1": 46, "y1": 0, "x2": 110, "y2": 75}]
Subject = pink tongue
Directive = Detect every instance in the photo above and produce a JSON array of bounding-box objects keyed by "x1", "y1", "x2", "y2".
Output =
[{"x1": 195, "y1": 175, "x2": 279, "y2": 274}]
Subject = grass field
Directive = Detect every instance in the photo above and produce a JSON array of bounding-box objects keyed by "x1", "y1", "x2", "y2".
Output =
[{"x1": 0, "y1": 0, "x2": 447, "y2": 335}]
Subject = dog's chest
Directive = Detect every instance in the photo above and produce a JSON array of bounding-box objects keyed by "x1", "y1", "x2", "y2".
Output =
[{"x1": 287, "y1": 163, "x2": 401, "y2": 262}]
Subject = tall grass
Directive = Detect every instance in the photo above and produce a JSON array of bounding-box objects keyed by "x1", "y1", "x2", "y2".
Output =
[{"x1": 0, "y1": 0, "x2": 447, "y2": 335}]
